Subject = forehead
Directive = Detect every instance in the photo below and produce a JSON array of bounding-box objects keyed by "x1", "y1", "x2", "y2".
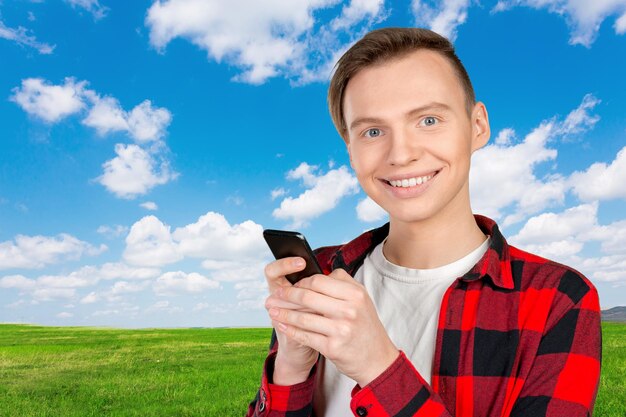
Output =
[{"x1": 343, "y1": 49, "x2": 466, "y2": 122}]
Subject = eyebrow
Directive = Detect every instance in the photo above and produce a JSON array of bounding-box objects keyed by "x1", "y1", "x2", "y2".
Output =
[{"x1": 348, "y1": 102, "x2": 453, "y2": 131}]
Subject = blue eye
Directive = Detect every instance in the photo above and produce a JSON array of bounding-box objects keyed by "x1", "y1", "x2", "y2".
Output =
[
  {"x1": 364, "y1": 128, "x2": 382, "y2": 138},
  {"x1": 421, "y1": 116, "x2": 438, "y2": 126}
]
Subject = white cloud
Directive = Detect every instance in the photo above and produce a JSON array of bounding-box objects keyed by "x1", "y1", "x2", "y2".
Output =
[
  {"x1": 11, "y1": 77, "x2": 176, "y2": 202},
  {"x1": 32, "y1": 288, "x2": 76, "y2": 302},
  {"x1": 147, "y1": 300, "x2": 183, "y2": 313},
  {"x1": 470, "y1": 94, "x2": 600, "y2": 226},
  {"x1": 173, "y1": 211, "x2": 266, "y2": 261},
  {"x1": 579, "y1": 255, "x2": 626, "y2": 284},
  {"x1": 237, "y1": 299, "x2": 266, "y2": 311},
  {"x1": 80, "y1": 292, "x2": 98, "y2": 304},
  {"x1": 568, "y1": 146, "x2": 626, "y2": 202},
  {"x1": 356, "y1": 196, "x2": 387, "y2": 223},
  {"x1": 97, "y1": 224, "x2": 129, "y2": 238},
  {"x1": 0, "y1": 275, "x2": 36, "y2": 290},
  {"x1": 97, "y1": 144, "x2": 178, "y2": 199},
  {"x1": 494, "y1": 128, "x2": 516, "y2": 145},
  {"x1": 232, "y1": 279, "x2": 268, "y2": 310},
  {"x1": 558, "y1": 94, "x2": 601, "y2": 135},
  {"x1": 153, "y1": 271, "x2": 220, "y2": 295},
  {"x1": 509, "y1": 203, "x2": 626, "y2": 285},
  {"x1": 65, "y1": 0, "x2": 109, "y2": 20},
  {"x1": 10, "y1": 78, "x2": 86, "y2": 123},
  {"x1": 1, "y1": 262, "x2": 160, "y2": 305},
  {"x1": 617, "y1": 10, "x2": 626, "y2": 32},
  {"x1": 6, "y1": 299, "x2": 28, "y2": 309},
  {"x1": 193, "y1": 302, "x2": 210, "y2": 311},
  {"x1": 37, "y1": 272, "x2": 98, "y2": 289},
  {"x1": 140, "y1": 201, "x2": 158, "y2": 211},
  {"x1": 123, "y1": 212, "x2": 268, "y2": 285},
  {"x1": 82, "y1": 96, "x2": 128, "y2": 135},
  {"x1": 126, "y1": 100, "x2": 172, "y2": 143},
  {"x1": 57, "y1": 312, "x2": 74, "y2": 319},
  {"x1": 193, "y1": 302, "x2": 233, "y2": 313},
  {"x1": 0, "y1": 20, "x2": 55, "y2": 54},
  {"x1": 92, "y1": 309, "x2": 120, "y2": 317},
  {"x1": 202, "y1": 259, "x2": 267, "y2": 282},
  {"x1": 412, "y1": 0, "x2": 471, "y2": 40},
  {"x1": 226, "y1": 194, "x2": 244, "y2": 206},
  {"x1": 84, "y1": 97, "x2": 172, "y2": 143},
  {"x1": 330, "y1": 0, "x2": 386, "y2": 31},
  {"x1": 145, "y1": 0, "x2": 387, "y2": 85},
  {"x1": 511, "y1": 203, "x2": 599, "y2": 245},
  {"x1": 110, "y1": 280, "x2": 149, "y2": 295},
  {"x1": 597, "y1": 219, "x2": 626, "y2": 255},
  {"x1": 273, "y1": 162, "x2": 359, "y2": 228},
  {"x1": 271, "y1": 188, "x2": 287, "y2": 200},
  {"x1": 492, "y1": 0, "x2": 626, "y2": 46},
  {"x1": 96, "y1": 262, "x2": 161, "y2": 280},
  {"x1": 124, "y1": 215, "x2": 182, "y2": 266},
  {"x1": 0, "y1": 233, "x2": 106, "y2": 270},
  {"x1": 471, "y1": 123, "x2": 565, "y2": 225},
  {"x1": 12, "y1": 78, "x2": 172, "y2": 144},
  {"x1": 234, "y1": 279, "x2": 267, "y2": 300}
]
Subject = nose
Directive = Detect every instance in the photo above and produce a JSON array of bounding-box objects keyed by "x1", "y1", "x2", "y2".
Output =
[{"x1": 386, "y1": 126, "x2": 421, "y2": 166}]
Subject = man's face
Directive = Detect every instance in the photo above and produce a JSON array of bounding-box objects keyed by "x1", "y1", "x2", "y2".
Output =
[{"x1": 343, "y1": 49, "x2": 489, "y2": 225}]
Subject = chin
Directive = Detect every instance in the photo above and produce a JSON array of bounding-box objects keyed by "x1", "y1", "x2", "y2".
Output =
[{"x1": 380, "y1": 200, "x2": 441, "y2": 225}]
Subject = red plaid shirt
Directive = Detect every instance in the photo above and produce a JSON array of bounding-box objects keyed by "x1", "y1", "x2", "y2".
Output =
[{"x1": 247, "y1": 215, "x2": 601, "y2": 417}]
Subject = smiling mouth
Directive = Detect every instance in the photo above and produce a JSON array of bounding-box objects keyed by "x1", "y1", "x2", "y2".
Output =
[{"x1": 384, "y1": 171, "x2": 440, "y2": 188}]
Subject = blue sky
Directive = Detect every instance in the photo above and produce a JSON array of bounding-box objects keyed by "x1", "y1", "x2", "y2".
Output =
[{"x1": 1, "y1": 0, "x2": 626, "y2": 328}]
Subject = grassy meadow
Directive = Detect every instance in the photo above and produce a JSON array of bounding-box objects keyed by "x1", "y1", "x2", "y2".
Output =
[{"x1": 0, "y1": 323, "x2": 624, "y2": 416}]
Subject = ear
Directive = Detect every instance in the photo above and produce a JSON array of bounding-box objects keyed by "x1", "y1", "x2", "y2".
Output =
[{"x1": 470, "y1": 101, "x2": 490, "y2": 152}]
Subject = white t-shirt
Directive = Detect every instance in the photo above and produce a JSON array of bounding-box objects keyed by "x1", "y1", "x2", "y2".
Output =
[{"x1": 313, "y1": 237, "x2": 490, "y2": 416}]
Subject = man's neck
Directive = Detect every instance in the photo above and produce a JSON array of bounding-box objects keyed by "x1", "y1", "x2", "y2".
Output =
[{"x1": 383, "y1": 203, "x2": 486, "y2": 270}]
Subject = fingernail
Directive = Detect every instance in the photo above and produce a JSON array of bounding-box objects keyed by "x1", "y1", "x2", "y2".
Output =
[
  {"x1": 269, "y1": 308, "x2": 278, "y2": 317},
  {"x1": 277, "y1": 322, "x2": 287, "y2": 332},
  {"x1": 294, "y1": 258, "x2": 305, "y2": 267}
]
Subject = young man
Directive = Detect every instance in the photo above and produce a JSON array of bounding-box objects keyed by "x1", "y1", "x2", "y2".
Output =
[{"x1": 247, "y1": 28, "x2": 601, "y2": 417}]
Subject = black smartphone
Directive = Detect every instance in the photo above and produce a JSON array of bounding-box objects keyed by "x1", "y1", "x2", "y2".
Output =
[{"x1": 263, "y1": 229, "x2": 323, "y2": 285}]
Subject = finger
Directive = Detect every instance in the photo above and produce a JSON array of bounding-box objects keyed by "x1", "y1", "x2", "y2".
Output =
[
  {"x1": 277, "y1": 284, "x2": 347, "y2": 317},
  {"x1": 295, "y1": 272, "x2": 358, "y2": 301},
  {"x1": 270, "y1": 308, "x2": 333, "y2": 336},
  {"x1": 277, "y1": 322, "x2": 327, "y2": 354},
  {"x1": 265, "y1": 293, "x2": 305, "y2": 311},
  {"x1": 264, "y1": 257, "x2": 306, "y2": 284},
  {"x1": 328, "y1": 268, "x2": 353, "y2": 282}
]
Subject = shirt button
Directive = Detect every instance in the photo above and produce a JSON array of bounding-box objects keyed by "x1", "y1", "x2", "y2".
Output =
[{"x1": 356, "y1": 406, "x2": 368, "y2": 416}]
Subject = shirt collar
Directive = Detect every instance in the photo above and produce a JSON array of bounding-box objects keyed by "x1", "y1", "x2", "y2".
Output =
[{"x1": 330, "y1": 214, "x2": 514, "y2": 290}]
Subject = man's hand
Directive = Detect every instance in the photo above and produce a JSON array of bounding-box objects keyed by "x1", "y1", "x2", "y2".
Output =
[
  {"x1": 263, "y1": 257, "x2": 319, "y2": 386},
  {"x1": 267, "y1": 268, "x2": 399, "y2": 387}
]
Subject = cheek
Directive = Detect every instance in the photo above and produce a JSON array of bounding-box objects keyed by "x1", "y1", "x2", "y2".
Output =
[
  {"x1": 431, "y1": 135, "x2": 472, "y2": 165},
  {"x1": 349, "y1": 145, "x2": 378, "y2": 174}
]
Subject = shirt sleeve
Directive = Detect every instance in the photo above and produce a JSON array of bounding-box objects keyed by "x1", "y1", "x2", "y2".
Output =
[
  {"x1": 246, "y1": 330, "x2": 319, "y2": 417},
  {"x1": 509, "y1": 281, "x2": 601, "y2": 416},
  {"x1": 350, "y1": 351, "x2": 452, "y2": 417}
]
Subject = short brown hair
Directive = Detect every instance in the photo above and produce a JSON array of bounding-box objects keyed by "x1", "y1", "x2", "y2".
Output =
[{"x1": 328, "y1": 27, "x2": 476, "y2": 140}]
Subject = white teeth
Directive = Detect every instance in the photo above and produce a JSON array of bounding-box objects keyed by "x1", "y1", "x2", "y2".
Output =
[{"x1": 389, "y1": 174, "x2": 434, "y2": 188}]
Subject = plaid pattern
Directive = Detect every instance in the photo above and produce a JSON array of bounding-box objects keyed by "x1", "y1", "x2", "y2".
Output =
[{"x1": 247, "y1": 215, "x2": 601, "y2": 417}]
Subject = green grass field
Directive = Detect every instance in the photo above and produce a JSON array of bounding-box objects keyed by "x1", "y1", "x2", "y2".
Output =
[{"x1": 0, "y1": 323, "x2": 623, "y2": 416}]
